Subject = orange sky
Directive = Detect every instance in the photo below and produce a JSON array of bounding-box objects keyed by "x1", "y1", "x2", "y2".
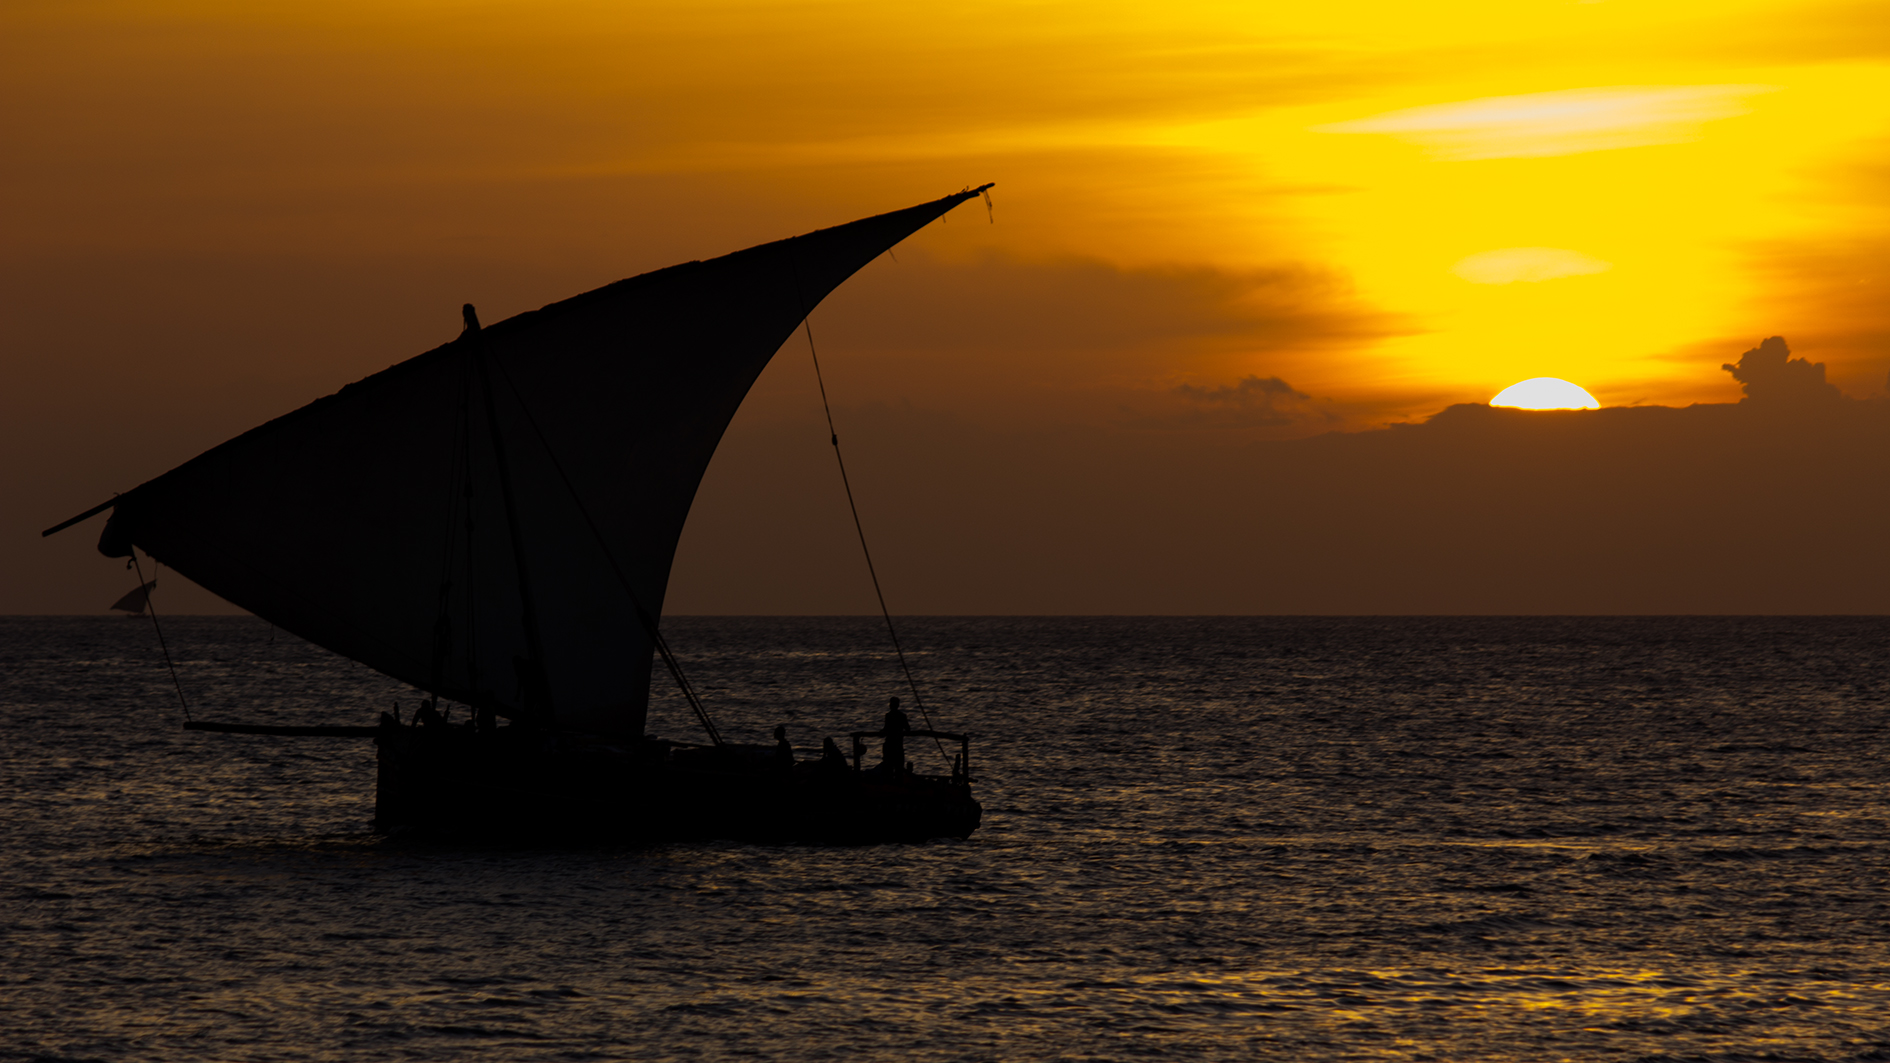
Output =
[{"x1": 5, "y1": 0, "x2": 1888, "y2": 613}]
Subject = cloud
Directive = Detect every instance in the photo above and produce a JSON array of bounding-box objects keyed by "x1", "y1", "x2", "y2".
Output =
[
  {"x1": 1176, "y1": 374, "x2": 1307, "y2": 407},
  {"x1": 1695, "y1": 0, "x2": 1890, "y2": 63},
  {"x1": 1451, "y1": 247, "x2": 1612, "y2": 284},
  {"x1": 820, "y1": 251, "x2": 1398, "y2": 358},
  {"x1": 1143, "y1": 375, "x2": 1341, "y2": 431},
  {"x1": 753, "y1": 251, "x2": 1414, "y2": 440},
  {"x1": 1721, "y1": 336, "x2": 1842, "y2": 405},
  {"x1": 676, "y1": 376, "x2": 1890, "y2": 615},
  {"x1": 1314, "y1": 85, "x2": 1775, "y2": 160},
  {"x1": 1738, "y1": 224, "x2": 1890, "y2": 397}
]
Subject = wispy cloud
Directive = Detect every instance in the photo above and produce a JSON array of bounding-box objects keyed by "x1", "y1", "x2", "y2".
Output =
[
  {"x1": 1315, "y1": 85, "x2": 1775, "y2": 159},
  {"x1": 1131, "y1": 375, "x2": 1341, "y2": 431},
  {"x1": 821, "y1": 250, "x2": 1404, "y2": 359},
  {"x1": 1451, "y1": 247, "x2": 1611, "y2": 284}
]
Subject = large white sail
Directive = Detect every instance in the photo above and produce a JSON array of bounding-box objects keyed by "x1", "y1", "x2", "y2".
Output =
[{"x1": 74, "y1": 188, "x2": 989, "y2": 736}]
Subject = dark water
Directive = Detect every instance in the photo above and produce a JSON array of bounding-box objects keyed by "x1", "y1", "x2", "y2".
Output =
[{"x1": 3, "y1": 615, "x2": 1888, "y2": 1062}]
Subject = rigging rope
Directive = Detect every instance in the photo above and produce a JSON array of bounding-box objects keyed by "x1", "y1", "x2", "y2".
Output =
[
  {"x1": 130, "y1": 552, "x2": 192, "y2": 723},
  {"x1": 488, "y1": 359, "x2": 724, "y2": 746},
  {"x1": 800, "y1": 317, "x2": 950, "y2": 767}
]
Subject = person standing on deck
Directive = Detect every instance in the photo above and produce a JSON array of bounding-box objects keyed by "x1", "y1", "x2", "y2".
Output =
[
  {"x1": 773, "y1": 725, "x2": 794, "y2": 771},
  {"x1": 881, "y1": 696, "x2": 910, "y2": 774}
]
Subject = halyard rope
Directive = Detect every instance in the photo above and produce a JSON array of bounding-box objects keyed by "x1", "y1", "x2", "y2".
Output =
[{"x1": 800, "y1": 316, "x2": 951, "y2": 768}]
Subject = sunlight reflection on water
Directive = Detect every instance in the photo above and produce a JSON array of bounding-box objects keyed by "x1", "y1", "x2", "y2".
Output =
[{"x1": 2, "y1": 616, "x2": 1888, "y2": 1061}]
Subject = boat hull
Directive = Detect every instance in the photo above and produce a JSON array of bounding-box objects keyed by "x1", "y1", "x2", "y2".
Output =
[{"x1": 374, "y1": 726, "x2": 982, "y2": 843}]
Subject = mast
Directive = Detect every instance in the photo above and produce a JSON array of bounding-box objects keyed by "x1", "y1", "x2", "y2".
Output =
[{"x1": 475, "y1": 340, "x2": 555, "y2": 727}]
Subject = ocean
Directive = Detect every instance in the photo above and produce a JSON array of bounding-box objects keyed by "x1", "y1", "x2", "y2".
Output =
[{"x1": 2, "y1": 615, "x2": 1886, "y2": 1061}]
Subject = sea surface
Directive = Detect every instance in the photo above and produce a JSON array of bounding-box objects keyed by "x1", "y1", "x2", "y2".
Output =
[{"x1": 2, "y1": 615, "x2": 1887, "y2": 1062}]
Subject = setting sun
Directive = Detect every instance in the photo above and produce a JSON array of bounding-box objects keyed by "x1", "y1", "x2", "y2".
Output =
[{"x1": 1489, "y1": 377, "x2": 1601, "y2": 410}]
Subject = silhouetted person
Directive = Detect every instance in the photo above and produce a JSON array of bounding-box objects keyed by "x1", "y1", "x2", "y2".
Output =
[
  {"x1": 462, "y1": 303, "x2": 481, "y2": 335},
  {"x1": 820, "y1": 736, "x2": 849, "y2": 771},
  {"x1": 774, "y1": 725, "x2": 793, "y2": 770},
  {"x1": 881, "y1": 696, "x2": 910, "y2": 773}
]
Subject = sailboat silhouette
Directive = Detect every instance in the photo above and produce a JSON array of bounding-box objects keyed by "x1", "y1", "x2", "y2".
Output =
[
  {"x1": 109, "y1": 580, "x2": 156, "y2": 615},
  {"x1": 45, "y1": 187, "x2": 992, "y2": 842}
]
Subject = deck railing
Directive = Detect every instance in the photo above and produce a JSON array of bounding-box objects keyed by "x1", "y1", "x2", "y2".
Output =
[{"x1": 844, "y1": 729, "x2": 972, "y2": 783}]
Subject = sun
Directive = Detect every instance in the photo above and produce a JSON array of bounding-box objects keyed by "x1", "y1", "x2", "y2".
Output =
[{"x1": 1489, "y1": 377, "x2": 1600, "y2": 410}]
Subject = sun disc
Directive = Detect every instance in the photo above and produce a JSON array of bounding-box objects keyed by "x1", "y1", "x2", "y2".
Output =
[{"x1": 1489, "y1": 377, "x2": 1600, "y2": 410}]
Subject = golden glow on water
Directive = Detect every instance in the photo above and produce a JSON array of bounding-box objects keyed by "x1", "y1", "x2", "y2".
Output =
[{"x1": 8, "y1": 617, "x2": 1890, "y2": 1059}]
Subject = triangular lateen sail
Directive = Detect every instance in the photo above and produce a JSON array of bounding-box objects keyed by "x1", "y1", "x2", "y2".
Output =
[
  {"x1": 57, "y1": 186, "x2": 991, "y2": 737},
  {"x1": 110, "y1": 580, "x2": 157, "y2": 614}
]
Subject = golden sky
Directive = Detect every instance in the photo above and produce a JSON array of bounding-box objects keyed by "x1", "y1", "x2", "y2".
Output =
[
  {"x1": 6, "y1": 0, "x2": 1889, "y2": 612},
  {"x1": 11, "y1": 0, "x2": 1888, "y2": 410}
]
